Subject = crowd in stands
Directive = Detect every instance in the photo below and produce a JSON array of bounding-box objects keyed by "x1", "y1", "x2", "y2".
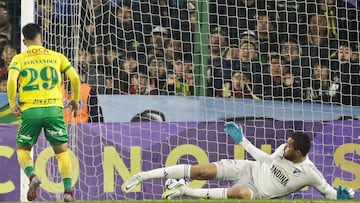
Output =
[{"x1": 0, "y1": 0, "x2": 359, "y2": 106}]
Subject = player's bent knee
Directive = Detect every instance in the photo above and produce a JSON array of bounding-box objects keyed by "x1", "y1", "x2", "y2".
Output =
[
  {"x1": 190, "y1": 164, "x2": 217, "y2": 180},
  {"x1": 52, "y1": 143, "x2": 68, "y2": 154},
  {"x1": 227, "y1": 186, "x2": 252, "y2": 199}
]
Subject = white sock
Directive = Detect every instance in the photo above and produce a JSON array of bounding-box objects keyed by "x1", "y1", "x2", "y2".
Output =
[
  {"x1": 138, "y1": 164, "x2": 191, "y2": 180},
  {"x1": 184, "y1": 188, "x2": 228, "y2": 199}
]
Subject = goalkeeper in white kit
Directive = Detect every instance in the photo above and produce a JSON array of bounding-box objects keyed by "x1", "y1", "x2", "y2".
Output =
[{"x1": 122, "y1": 122, "x2": 355, "y2": 200}]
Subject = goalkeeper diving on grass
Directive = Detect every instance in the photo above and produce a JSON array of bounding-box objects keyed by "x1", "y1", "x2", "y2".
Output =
[{"x1": 122, "y1": 122, "x2": 355, "y2": 200}]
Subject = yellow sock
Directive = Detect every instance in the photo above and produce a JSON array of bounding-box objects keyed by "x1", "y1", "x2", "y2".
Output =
[
  {"x1": 17, "y1": 149, "x2": 35, "y2": 178},
  {"x1": 55, "y1": 151, "x2": 72, "y2": 178}
]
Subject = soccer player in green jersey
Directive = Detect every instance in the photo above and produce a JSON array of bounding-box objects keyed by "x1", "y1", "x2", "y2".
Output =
[{"x1": 7, "y1": 23, "x2": 80, "y2": 202}]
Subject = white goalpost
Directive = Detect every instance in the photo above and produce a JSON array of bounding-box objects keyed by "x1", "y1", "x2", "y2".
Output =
[{"x1": 20, "y1": 1, "x2": 34, "y2": 201}]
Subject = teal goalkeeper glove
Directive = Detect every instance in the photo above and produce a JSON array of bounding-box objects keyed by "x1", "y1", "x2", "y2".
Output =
[
  {"x1": 337, "y1": 185, "x2": 355, "y2": 199},
  {"x1": 224, "y1": 122, "x2": 244, "y2": 144}
]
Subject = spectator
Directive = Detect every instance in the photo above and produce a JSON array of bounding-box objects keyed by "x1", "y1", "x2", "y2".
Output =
[
  {"x1": 118, "y1": 52, "x2": 138, "y2": 94},
  {"x1": 209, "y1": 26, "x2": 228, "y2": 61},
  {"x1": 218, "y1": 71, "x2": 253, "y2": 99},
  {"x1": 108, "y1": 2, "x2": 144, "y2": 53},
  {"x1": 0, "y1": 73, "x2": 6, "y2": 92},
  {"x1": 63, "y1": 71, "x2": 104, "y2": 123},
  {"x1": 303, "y1": 60, "x2": 331, "y2": 103},
  {"x1": 149, "y1": 0, "x2": 171, "y2": 28},
  {"x1": 149, "y1": 26, "x2": 169, "y2": 50},
  {"x1": 171, "y1": 52, "x2": 189, "y2": 83},
  {"x1": 105, "y1": 46, "x2": 122, "y2": 67},
  {"x1": 352, "y1": 43, "x2": 360, "y2": 63},
  {"x1": 147, "y1": 55, "x2": 167, "y2": 91},
  {"x1": 36, "y1": 0, "x2": 69, "y2": 54},
  {"x1": 255, "y1": 11, "x2": 278, "y2": 63},
  {"x1": 78, "y1": 49, "x2": 93, "y2": 73},
  {"x1": 280, "y1": 38, "x2": 309, "y2": 88},
  {"x1": 104, "y1": 46, "x2": 123, "y2": 95},
  {"x1": 0, "y1": 33, "x2": 8, "y2": 52},
  {"x1": 302, "y1": 14, "x2": 337, "y2": 60},
  {"x1": 259, "y1": 54, "x2": 301, "y2": 101},
  {"x1": 164, "y1": 39, "x2": 182, "y2": 61},
  {"x1": 77, "y1": 49, "x2": 105, "y2": 94},
  {"x1": 0, "y1": 1, "x2": 13, "y2": 42},
  {"x1": 237, "y1": 40, "x2": 262, "y2": 76},
  {"x1": 228, "y1": 0, "x2": 267, "y2": 37},
  {"x1": 330, "y1": 42, "x2": 360, "y2": 106},
  {"x1": 0, "y1": 43, "x2": 18, "y2": 77},
  {"x1": 94, "y1": 43, "x2": 106, "y2": 64},
  {"x1": 80, "y1": 0, "x2": 113, "y2": 50},
  {"x1": 184, "y1": 54, "x2": 194, "y2": 73},
  {"x1": 206, "y1": 27, "x2": 228, "y2": 96},
  {"x1": 129, "y1": 66, "x2": 157, "y2": 95},
  {"x1": 316, "y1": 0, "x2": 359, "y2": 42},
  {"x1": 211, "y1": 44, "x2": 241, "y2": 97},
  {"x1": 146, "y1": 45, "x2": 164, "y2": 63},
  {"x1": 184, "y1": 70, "x2": 194, "y2": 96},
  {"x1": 104, "y1": 76, "x2": 121, "y2": 95},
  {"x1": 161, "y1": 69, "x2": 190, "y2": 96},
  {"x1": 239, "y1": 31, "x2": 258, "y2": 51},
  {"x1": 273, "y1": 0, "x2": 308, "y2": 42},
  {"x1": 0, "y1": 33, "x2": 9, "y2": 60}
]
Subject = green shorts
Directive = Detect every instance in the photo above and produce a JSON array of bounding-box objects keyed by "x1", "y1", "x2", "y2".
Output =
[{"x1": 16, "y1": 107, "x2": 69, "y2": 147}]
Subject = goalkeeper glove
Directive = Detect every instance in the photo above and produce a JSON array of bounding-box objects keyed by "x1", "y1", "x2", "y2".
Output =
[
  {"x1": 224, "y1": 122, "x2": 244, "y2": 144},
  {"x1": 337, "y1": 185, "x2": 355, "y2": 199}
]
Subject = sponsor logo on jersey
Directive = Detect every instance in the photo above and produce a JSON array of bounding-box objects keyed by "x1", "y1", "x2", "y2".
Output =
[
  {"x1": 18, "y1": 134, "x2": 32, "y2": 140},
  {"x1": 270, "y1": 165, "x2": 289, "y2": 186},
  {"x1": 26, "y1": 47, "x2": 50, "y2": 56},
  {"x1": 33, "y1": 98, "x2": 57, "y2": 104},
  {"x1": 46, "y1": 129, "x2": 63, "y2": 136},
  {"x1": 293, "y1": 168, "x2": 301, "y2": 177}
]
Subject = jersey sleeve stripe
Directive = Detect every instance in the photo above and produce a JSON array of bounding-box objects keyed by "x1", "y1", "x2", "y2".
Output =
[
  {"x1": 63, "y1": 64, "x2": 73, "y2": 73},
  {"x1": 8, "y1": 67, "x2": 20, "y2": 72}
]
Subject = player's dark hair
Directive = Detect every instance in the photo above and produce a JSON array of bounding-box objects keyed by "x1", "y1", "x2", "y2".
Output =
[
  {"x1": 289, "y1": 132, "x2": 311, "y2": 156},
  {"x1": 22, "y1": 23, "x2": 42, "y2": 40}
]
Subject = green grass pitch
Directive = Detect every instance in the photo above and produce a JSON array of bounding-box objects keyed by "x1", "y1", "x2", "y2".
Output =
[
  {"x1": 57, "y1": 199, "x2": 360, "y2": 203},
  {"x1": 42, "y1": 200, "x2": 360, "y2": 203}
]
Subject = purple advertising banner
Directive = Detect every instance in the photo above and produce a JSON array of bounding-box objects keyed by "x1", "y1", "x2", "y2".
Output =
[
  {"x1": 0, "y1": 121, "x2": 359, "y2": 201},
  {"x1": 0, "y1": 125, "x2": 20, "y2": 202}
]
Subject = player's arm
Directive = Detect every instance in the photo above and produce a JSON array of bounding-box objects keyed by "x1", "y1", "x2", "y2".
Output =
[
  {"x1": 7, "y1": 55, "x2": 21, "y2": 116},
  {"x1": 64, "y1": 68, "x2": 80, "y2": 102},
  {"x1": 224, "y1": 122, "x2": 271, "y2": 162},
  {"x1": 60, "y1": 54, "x2": 81, "y2": 116},
  {"x1": 60, "y1": 54, "x2": 80, "y2": 102},
  {"x1": 64, "y1": 67, "x2": 80, "y2": 117},
  {"x1": 309, "y1": 165, "x2": 354, "y2": 199}
]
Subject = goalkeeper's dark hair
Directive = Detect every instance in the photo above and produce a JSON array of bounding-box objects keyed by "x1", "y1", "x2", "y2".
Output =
[
  {"x1": 22, "y1": 23, "x2": 42, "y2": 40},
  {"x1": 289, "y1": 132, "x2": 311, "y2": 156}
]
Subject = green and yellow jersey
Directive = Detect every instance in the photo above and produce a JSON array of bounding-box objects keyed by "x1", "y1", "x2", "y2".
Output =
[{"x1": 7, "y1": 45, "x2": 78, "y2": 111}]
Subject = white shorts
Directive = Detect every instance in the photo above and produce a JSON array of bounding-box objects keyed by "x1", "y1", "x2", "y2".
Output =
[{"x1": 214, "y1": 159, "x2": 260, "y2": 199}]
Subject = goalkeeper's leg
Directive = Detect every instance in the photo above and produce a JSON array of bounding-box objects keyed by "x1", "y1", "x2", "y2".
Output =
[
  {"x1": 122, "y1": 163, "x2": 218, "y2": 193},
  {"x1": 163, "y1": 185, "x2": 252, "y2": 199}
]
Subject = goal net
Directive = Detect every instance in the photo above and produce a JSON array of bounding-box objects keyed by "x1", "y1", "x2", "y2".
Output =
[{"x1": 28, "y1": 0, "x2": 360, "y2": 201}]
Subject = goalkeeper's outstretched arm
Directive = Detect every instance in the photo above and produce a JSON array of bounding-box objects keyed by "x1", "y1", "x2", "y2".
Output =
[
  {"x1": 309, "y1": 166, "x2": 355, "y2": 199},
  {"x1": 225, "y1": 122, "x2": 271, "y2": 162}
]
